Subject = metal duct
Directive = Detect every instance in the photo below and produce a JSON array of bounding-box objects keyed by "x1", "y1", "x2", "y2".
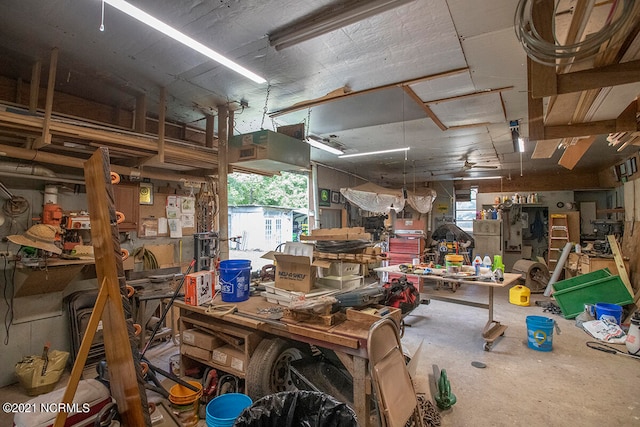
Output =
[{"x1": 0, "y1": 161, "x2": 57, "y2": 178}]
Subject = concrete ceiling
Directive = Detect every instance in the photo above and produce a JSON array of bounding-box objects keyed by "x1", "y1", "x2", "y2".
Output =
[{"x1": 0, "y1": 0, "x2": 638, "y2": 186}]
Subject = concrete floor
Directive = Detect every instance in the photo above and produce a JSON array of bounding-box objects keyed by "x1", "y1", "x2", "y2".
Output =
[
  {"x1": 403, "y1": 284, "x2": 640, "y2": 427},
  {"x1": 2, "y1": 282, "x2": 639, "y2": 426}
]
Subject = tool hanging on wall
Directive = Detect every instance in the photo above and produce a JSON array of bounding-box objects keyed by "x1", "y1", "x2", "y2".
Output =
[{"x1": 141, "y1": 259, "x2": 195, "y2": 357}]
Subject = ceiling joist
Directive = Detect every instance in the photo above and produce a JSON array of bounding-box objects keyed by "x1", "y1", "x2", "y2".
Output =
[{"x1": 269, "y1": 68, "x2": 469, "y2": 118}]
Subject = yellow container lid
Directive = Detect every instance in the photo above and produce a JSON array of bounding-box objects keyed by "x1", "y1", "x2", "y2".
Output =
[{"x1": 445, "y1": 255, "x2": 464, "y2": 263}]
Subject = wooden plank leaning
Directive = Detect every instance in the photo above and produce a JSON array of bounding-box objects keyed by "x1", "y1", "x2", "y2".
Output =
[{"x1": 54, "y1": 147, "x2": 150, "y2": 427}]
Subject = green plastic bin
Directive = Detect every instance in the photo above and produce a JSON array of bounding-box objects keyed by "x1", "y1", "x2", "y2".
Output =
[
  {"x1": 552, "y1": 269, "x2": 633, "y2": 319},
  {"x1": 552, "y1": 268, "x2": 611, "y2": 292}
]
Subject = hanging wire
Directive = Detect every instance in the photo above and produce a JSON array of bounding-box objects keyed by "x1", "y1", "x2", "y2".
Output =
[
  {"x1": 514, "y1": 0, "x2": 636, "y2": 66},
  {"x1": 260, "y1": 83, "x2": 271, "y2": 130},
  {"x1": 100, "y1": 0, "x2": 105, "y2": 31}
]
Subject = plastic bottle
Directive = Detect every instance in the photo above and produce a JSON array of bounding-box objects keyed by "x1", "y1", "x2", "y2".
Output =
[
  {"x1": 473, "y1": 256, "x2": 483, "y2": 275},
  {"x1": 483, "y1": 255, "x2": 492, "y2": 269},
  {"x1": 626, "y1": 311, "x2": 640, "y2": 355}
]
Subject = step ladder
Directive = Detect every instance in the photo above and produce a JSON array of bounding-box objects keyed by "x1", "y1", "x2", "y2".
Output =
[{"x1": 547, "y1": 214, "x2": 570, "y2": 271}]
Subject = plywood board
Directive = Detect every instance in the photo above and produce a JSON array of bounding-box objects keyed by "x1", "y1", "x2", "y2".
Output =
[
  {"x1": 145, "y1": 244, "x2": 175, "y2": 268},
  {"x1": 532, "y1": 139, "x2": 560, "y2": 159},
  {"x1": 558, "y1": 136, "x2": 595, "y2": 170}
]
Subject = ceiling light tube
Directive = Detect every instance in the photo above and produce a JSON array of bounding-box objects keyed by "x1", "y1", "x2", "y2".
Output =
[
  {"x1": 457, "y1": 176, "x2": 503, "y2": 181},
  {"x1": 269, "y1": 0, "x2": 415, "y2": 50},
  {"x1": 339, "y1": 147, "x2": 410, "y2": 159},
  {"x1": 307, "y1": 136, "x2": 343, "y2": 155},
  {"x1": 102, "y1": 0, "x2": 266, "y2": 83}
]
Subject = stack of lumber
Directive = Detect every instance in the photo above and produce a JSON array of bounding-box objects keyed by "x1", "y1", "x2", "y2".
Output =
[
  {"x1": 300, "y1": 227, "x2": 371, "y2": 241},
  {"x1": 314, "y1": 246, "x2": 385, "y2": 263}
]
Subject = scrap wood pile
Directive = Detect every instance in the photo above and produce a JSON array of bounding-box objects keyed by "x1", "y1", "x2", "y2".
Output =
[{"x1": 303, "y1": 227, "x2": 385, "y2": 262}]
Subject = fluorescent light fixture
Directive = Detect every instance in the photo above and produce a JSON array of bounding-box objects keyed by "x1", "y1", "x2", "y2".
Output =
[
  {"x1": 269, "y1": 0, "x2": 415, "y2": 50},
  {"x1": 102, "y1": 0, "x2": 266, "y2": 84},
  {"x1": 339, "y1": 147, "x2": 410, "y2": 159},
  {"x1": 457, "y1": 176, "x2": 503, "y2": 181},
  {"x1": 306, "y1": 136, "x2": 343, "y2": 155}
]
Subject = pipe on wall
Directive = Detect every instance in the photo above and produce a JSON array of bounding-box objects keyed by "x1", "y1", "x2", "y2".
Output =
[{"x1": 0, "y1": 144, "x2": 206, "y2": 183}]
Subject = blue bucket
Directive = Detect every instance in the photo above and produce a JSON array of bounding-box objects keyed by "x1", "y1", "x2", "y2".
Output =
[
  {"x1": 206, "y1": 393, "x2": 252, "y2": 427},
  {"x1": 219, "y1": 259, "x2": 251, "y2": 303},
  {"x1": 595, "y1": 302, "x2": 623, "y2": 325},
  {"x1": 526, "y1": 315, "x2": 555, "y2": 352}
]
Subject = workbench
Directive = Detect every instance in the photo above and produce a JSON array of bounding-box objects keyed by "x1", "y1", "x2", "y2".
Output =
[
  {"x1": 374, "y1": 265, "x2": 521, "y2": 351},
  {"x1": 173, "y1": 296, "x2": 394, "y2": 426}
]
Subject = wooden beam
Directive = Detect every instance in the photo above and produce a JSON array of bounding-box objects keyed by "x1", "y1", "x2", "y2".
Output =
[
  {"x1": 218, "y1": 106, "x2": 229, "y2": 260},
  {"x1": 135, "y1": 94, "x2": 146, "y2": 134},
  {"x1": 0, "y1": 110, "x2": 219, "y2": 168},
  {"x1": 544, "y1": 99, "x2": 639, "y2": 139},
  {"x1": 425, "y1": 86, "x2": 513, "y2": 105},
  {"x1": 529, "y1": 0, "x2": 557, "y2": 98},
  {"x1": 401, "y1": 85, "x2": 447, "y2": 131},
  {"x1": 544, "y1": 119, "x2": 619, "y2": 139},
  {"x1": 556, "y1": 59, "x2": 640, "y2": 95},
  {"x1": 29, "y1": 60, "x2": 41, "y2": 113},
  {"x1": 0, "y1": 142, "x2": 207, "y2": 183},
  {"x1": 205, "y1": 114, "x2": 215, "y2": 148},
  {"x1": 158, "y1": 87, "x2": 166, "y2": 163},
  {"x1": 33, "y1": 48, "x2": 58, "y2": 149},
  {"x1": 527, "y1": 57, "x2": 545, "y2": 141},
  {"x1": 616, "y1": 100, "x2": 638, "y2": 131},
  {"x1": 54, "y1": 282, "x2": 109, "y2": 427},
  {"x1": 269, "y1": 68, "x2": 469, "y2": 117},
  {"x1": 558, "y1": 135, "x2": 596, "y2": 170},
  {"x1": 607, "y1": 235, "x2": 636, "y2": 301},
  {"x1": 81, "y1": 148, "x2": 149, "y2": 426}
]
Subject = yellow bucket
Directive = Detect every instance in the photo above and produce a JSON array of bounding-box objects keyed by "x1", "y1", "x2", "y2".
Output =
[{"x1": 444, "y1": 254, "x2": 464, "y2": 273}]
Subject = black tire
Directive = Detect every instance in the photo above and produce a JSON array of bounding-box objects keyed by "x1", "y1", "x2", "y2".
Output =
[{"x1": 245, "y1": 337, "x2": 309, "y2": 400}]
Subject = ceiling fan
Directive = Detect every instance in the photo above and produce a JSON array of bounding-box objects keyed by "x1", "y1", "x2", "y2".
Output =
[{"x1": 463, "y1": 160, "x2": 499, "y2": 170}]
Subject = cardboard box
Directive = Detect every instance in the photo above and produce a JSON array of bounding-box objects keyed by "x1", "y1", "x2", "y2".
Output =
[
  {"x1": 182, "y1": 329, "x2": 224, "y2": 351},
  {"x1": 273, "y1": 254, "x2": 328, "y2": 293},
  {"x1": 317, "y1": 274, "x2": 363, "y2": 290},
  {"x1": 184, "y1": 270, "x2": 213, "y2": 306},
  {"x1": 181, "y1": 343, "x2": 211, "y2": 361},
  {"x1": 211, "y1": 345, "x2": 245, "y2": 372},
  {"x1": 322, "y1": 261, "x2": 360, "y2": 276}
]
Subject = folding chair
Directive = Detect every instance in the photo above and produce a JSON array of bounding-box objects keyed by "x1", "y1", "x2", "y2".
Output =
[{"x1": 367, "y1": 318, "x2": 423, "y2": 427}]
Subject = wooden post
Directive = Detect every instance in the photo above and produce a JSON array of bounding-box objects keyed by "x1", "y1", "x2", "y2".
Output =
[
  {"x1": 158, "y1": 87, "x2": 166, "y2": 163},
  {"x1": 29, "y1": 60, "x2": 41, "y2": 114},
  {"x1": 33, "y1": 49, "x2": 58, "y2": 149},
  {"x1": 205, "y1": 114, "x2": 215, "y2": 148},
  {"x1": 69, "y1": 148, "x2": 149, "y2": 426},
  {"x1": 218, "y1": 106, "x2": 229, "y2": 260},
  {"x1": 135, "y1": 94, "x2": 146, "y2": 134}
]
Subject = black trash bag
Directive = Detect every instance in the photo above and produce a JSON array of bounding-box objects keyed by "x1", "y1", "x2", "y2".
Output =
[{"x1": 233, "y1": 391, "x2": 358, "y2": 427}]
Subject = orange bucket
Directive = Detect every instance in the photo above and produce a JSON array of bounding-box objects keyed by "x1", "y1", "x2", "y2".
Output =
[
  {"x1": 169, "y1": 380, "x2": 202, "y2": 427},
  {"x1": 169, "y1": 380, "x2": 203, "y2": 405}
]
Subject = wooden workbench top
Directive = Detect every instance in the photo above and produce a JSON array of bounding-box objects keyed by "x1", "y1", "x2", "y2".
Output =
[{"x1": 174, "y1": 293, "x2": 385, "y2": 352}]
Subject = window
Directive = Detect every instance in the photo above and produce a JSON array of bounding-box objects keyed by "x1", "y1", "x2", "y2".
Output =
[
  {"x1": 275, "y1": 218, "x2": 282, "y2": 246},
  {"x1": 455, "y1": 187, "x2": 477, "y2": 232},
  {"x1": 265, "y1": 218, "x2": 273, "y2": 245}
]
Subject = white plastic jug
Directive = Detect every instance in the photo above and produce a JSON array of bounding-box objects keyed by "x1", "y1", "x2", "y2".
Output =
[{"x1": 626, "y1": 311, "x2": 640, "y2": 355}]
